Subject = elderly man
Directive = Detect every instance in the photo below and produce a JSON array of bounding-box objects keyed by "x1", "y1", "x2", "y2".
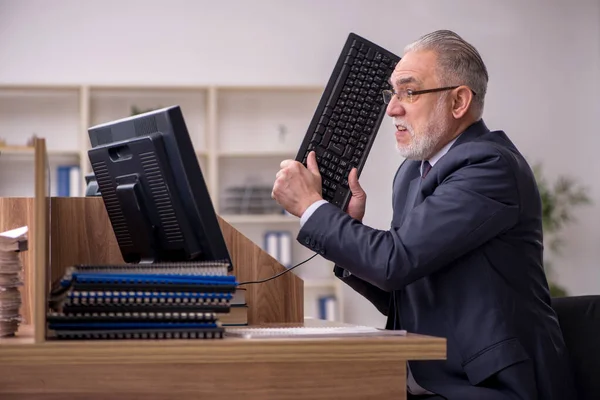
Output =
[{"x1": 272, "y1": 30, "x2": 576, "y2": 399}]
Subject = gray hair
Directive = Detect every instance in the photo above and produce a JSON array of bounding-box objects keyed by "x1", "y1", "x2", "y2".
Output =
[{"x1": 404, "y1": 30, "x2": 488, "y2": 118}]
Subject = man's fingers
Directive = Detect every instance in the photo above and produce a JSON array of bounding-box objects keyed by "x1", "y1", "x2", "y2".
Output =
[
  {"x1": 280, "y1": 159, "x2": 294, "y2": 168},
  {"x1": 348, "y1": 168, "x2": 365, "y2": 196},
  {"x1": 306, "y1": 151, "x2": 320, "y2": 176}
]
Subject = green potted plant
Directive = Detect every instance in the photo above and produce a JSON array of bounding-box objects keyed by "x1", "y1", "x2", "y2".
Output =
[{"x1": 533, "y1": 164, "x2": 591, "y2": 297}]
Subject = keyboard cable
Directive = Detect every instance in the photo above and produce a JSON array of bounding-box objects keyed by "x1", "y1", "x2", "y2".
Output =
[{"x1": 237, "y1": 253, "x2": 319, "y2": 286}]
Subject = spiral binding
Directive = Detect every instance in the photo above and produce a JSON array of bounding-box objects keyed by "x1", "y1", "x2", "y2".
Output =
[
  {"x1": 48, "y1": 311, "x2": 217, "y2": 320},
  {"x1": 67, "y1": 293, "x2": 231, "y2": 306},
  {"x1": 65, "y1": 260, "x2": 231, "y2": 277},
  {"x1": 54, "y1": 327, "x2": 225, "y2": 340}
]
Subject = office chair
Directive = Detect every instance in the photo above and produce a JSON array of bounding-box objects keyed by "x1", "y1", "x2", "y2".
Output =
[{"x1": 551, "y1": 295, "x2": 600, "y2": 400}]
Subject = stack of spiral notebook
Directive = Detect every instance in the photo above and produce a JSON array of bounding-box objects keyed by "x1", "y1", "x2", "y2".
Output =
[{"x1": 47, "y1": 261, "x2": 236, "y2": 340}]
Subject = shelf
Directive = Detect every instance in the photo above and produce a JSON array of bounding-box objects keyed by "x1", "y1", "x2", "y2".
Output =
[
  {"x1": 0, "y1": 147, "x2": 80, "y2": 163},
  {"x1": 0, "y1": 146, "x2": 79, "y2": 157},
  {"x1": 220, "y1": 214, "x2": 298, "y2": 224},
  {"x1": 217, "y1": 150, "x2": 297, "y2": 159},
  {"x1": 88, "y1": 85, "x2": 210, "y2": 92},
  {"x1": 0, "y1": 86, "x2": 80, "y2": 97},
  {"x1": 216, "y1": 89, "x2": 320, "y2": 154},
  {"x1": 216, "y1": 85, "x2": 323, "y2": 92},
  {"x1": 0, "y1": 83, "x2": 345, "y2": 320},
  {"x1": 0, "y1": 145, "x2": 34, "y2": 154},
  {"x1": 0, "y1": 89, "x2": 81, "y2": 152}
]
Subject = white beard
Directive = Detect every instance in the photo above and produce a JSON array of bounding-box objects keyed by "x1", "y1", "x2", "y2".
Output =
[{"x1": 394, "y1": 97, "x2": 450, "y2": 160}]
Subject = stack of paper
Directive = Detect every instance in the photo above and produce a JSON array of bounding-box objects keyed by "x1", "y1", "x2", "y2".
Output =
[{"x1": 0, "y1": 226, "x2": 27, "y2": 337}]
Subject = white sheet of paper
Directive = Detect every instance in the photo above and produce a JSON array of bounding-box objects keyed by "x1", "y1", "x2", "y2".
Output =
[{"x1": 0, "y1": 226, "x2": 28, "y2": 239}]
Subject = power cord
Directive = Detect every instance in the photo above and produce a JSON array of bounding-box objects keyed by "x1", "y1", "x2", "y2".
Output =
[{"x1": 237, "y1": 253, "x2": 319, "y2": 286}]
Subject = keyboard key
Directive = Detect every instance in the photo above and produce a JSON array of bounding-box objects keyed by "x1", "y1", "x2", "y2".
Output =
[
  {"x1": 328, "y1": 142, "x2": 344, "y2": 156},
  {"x1": 331, "y1": 187, "x2": 349, "y2": 208},
  {"x1": 343, "y1": 145, "x2": 354, "y2": 159},
  {"x1": 321, "y1": 129, "x2": 333, "y2": 147}
]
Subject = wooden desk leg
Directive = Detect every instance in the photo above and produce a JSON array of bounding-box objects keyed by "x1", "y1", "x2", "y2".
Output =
[{"x1": 2, "y1": 360, "x2": 407, "y2": 399}]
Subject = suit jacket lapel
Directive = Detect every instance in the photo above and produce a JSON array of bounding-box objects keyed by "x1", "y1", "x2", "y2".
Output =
[
  {"x1": 392, "y1": 160, "x2": 421, "y2": 227},
  {"x1": 403, "y1": 176, "x2": 422, "y2": 218},
  {"x1": 392, "y1": 120, "x2": 491, "y2": 225},
  {"x1": 407, "y1": 120, "x2": 491, "y2": 212}
]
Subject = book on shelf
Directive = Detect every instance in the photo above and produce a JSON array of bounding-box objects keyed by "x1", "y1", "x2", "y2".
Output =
[
  {"x1": 318, "y1": 295, "x2": 338, "y2": 322},
  {"x1": 57, "y1": 165, "x2": 81, "y2": 197},
  {"x1": 263, "y1": 230, "x2": 292, "y2": 268}
]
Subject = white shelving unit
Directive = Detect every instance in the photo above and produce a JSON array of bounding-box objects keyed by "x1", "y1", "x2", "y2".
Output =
[{"x1": 0, "y1": 83, "x2": 344, "y2": 321}]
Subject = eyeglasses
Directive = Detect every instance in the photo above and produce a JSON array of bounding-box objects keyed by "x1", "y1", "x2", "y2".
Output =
[{"x1": 382, "y1": 86, "x2": 476, "y2": 104}]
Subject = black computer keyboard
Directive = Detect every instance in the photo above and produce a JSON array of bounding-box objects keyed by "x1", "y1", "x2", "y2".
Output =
[{"x1": 296, "y1": 33, "x2": 401, "y2": 210}]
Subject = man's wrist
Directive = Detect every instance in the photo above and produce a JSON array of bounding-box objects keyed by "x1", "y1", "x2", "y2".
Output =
[
  {"x1": 300, "y1": 199, "x2": 328, "y2": 228},
  {"x1": 300, "y1": 194, "x2": 325, "y2": 216}
]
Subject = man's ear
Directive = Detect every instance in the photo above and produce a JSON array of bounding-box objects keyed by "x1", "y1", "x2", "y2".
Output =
[{"x1": 451, "y1": 86, "x2": 473, "y2": 119}]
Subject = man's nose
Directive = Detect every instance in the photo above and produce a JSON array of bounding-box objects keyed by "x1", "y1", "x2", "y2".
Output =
[{"x1": 386, "y1": 98, "x2": 406, "y2": 117}]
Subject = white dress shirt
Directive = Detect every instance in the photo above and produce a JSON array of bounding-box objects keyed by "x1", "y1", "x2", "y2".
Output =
[{"x1": 300, "y1": 135, "x2": 460, "y2": 396}]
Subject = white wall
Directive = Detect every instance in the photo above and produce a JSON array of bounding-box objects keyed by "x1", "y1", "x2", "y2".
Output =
[{"x1": 1, "y1": 0, "x2": 598, "y2": 327}]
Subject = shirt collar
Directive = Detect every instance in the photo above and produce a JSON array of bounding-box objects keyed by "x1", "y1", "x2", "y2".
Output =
[{"x1": 420, "y1": 135, "x2": 460, "y2": 176}]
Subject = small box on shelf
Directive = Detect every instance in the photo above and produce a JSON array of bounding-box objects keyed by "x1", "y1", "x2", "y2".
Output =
[{"x1": 220, "y1": 184, "x2": 283, "y2": 216}]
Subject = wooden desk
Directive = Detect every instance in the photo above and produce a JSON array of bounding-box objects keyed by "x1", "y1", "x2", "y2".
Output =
[
  {"x1": 0, "y1": 322, "x2": 446, "y2": 400},
  {"x1": 0, "y1": 184, "x2": 447, "y2": 399}
]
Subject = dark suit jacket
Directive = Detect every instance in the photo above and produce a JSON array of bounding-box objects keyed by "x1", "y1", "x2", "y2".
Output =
[{"x1": 297, "y1": 120, "x2": 577, "y2": 399}]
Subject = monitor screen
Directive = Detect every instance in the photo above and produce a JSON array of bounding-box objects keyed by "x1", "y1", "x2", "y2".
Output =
[{"x1": 87, "y1": 105, "x2": 232, "y2": 269}]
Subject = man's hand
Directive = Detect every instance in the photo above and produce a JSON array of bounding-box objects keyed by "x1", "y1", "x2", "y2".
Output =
[
  {"x1": 272, "y1": 151, "x2": 323, "y2": 218},
  {"x1": 346, "y1": 167, "x2": 367, "y2": 222}
]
